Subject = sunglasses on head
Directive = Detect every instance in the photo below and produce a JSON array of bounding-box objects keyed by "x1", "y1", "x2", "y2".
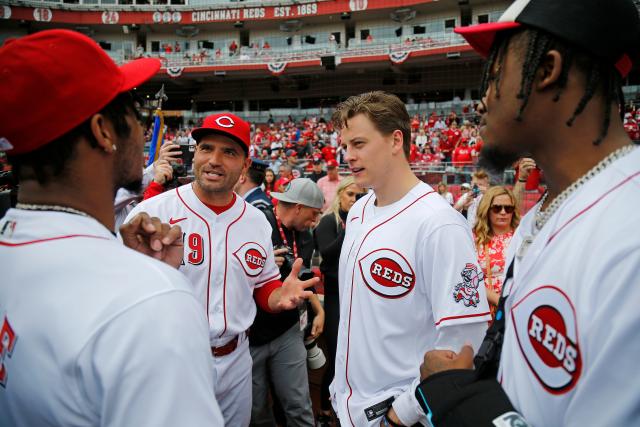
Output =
[{"x1": 490, "y1": 204, "x2": 515, "y2": 214}]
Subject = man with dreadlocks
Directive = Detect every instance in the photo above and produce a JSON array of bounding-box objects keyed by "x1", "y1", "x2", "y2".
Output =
[{"x1": 412, "y1": 0, "x2": 640, "y2": 426}]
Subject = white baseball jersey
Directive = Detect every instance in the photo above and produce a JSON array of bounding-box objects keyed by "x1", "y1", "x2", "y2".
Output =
[
  {"x1": 124, "y1": 183, "x2": 280, "y2": 425},
  {"x1": 125, "y1": 183, "x2": 280, "y2": 343},
  {"x1": 331, "y1": 181, "x2": 491, "y2": 426},
  {"x1": 0, "y1": 209, "x2": 223, "y2": 427},
  {"x1": 497, "y1": 147, "x2": 640, "y2": 426}
]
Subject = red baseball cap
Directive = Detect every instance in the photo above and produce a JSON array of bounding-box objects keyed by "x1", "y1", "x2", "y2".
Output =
[
  {"x1": 327, "y1": 159, "x2": 339, "y2": 168},
  {"x1": 191, "y1": 113, "x2": 250, "y2": 153},
  {"x1": 0, "y1": 29, "x2": 161, "y2": 155}
]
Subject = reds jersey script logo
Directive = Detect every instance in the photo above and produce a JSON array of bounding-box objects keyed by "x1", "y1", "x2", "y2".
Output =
[
  {"x1": 358, "y1": 249, "x2": 415, "y2": 298},
  {"x1": 233, "y1": 242, "x2": 267, "y2": 277},
  {"x1": 511, "y1": 286, "x2": 582, "y2": 394},
  {"x1": 453, "y1": 263, "x2": 483, "y2": 307}
]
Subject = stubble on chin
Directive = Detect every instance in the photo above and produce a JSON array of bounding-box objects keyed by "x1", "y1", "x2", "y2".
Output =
[{"x1": 478, "y1": 145, "x2": 521, "y2": 175}]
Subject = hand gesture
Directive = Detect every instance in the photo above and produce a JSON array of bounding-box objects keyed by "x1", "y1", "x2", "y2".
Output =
[
  {"x1": 275, "y1": 258, "x2": 318, "y2": 311},
  {"x1": 120, "y1": 212, "x2": 184, "y2": 268}
]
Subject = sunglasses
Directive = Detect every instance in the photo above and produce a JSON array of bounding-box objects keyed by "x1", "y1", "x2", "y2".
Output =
[{"x1": 490, "y1": 204, "x2": 515, "y2": 214}]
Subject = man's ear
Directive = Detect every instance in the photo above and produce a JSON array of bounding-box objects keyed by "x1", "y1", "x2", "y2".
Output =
[
  {"x1": 242, "y1": 156, "x2": 252, "y2": 174},
  {"x1": 536, "y1": 49, "x2": 563, "y2": 91},
  {"x1": 89, "y1": 113, "x2": 116, "y2": 154},
  {"x1": 390, "y1": 129, "x2": 404, "y2": 155}
]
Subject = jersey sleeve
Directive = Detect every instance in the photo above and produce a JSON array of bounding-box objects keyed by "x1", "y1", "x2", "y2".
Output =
[
  {"x1": 420, "y1": 223, "x2": 491, "y2": 330},
  {"x1": 76, "y1": 286, "x2": 223, "y2": 427}
]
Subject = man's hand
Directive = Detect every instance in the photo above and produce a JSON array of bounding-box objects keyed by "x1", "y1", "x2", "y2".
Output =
[
  {"x1": 120, "y1": 212, "x2": 184, "y2": 268},
  {"x1": 419, "y1": 345, "x2": 474, "y2": 380},
  {"x1": 273, "y1": 247, "x2": 288, "y2": 268},
  {"x1": 153, "y1": 159, "x2": 173, "y2": 185},
  {"x1": 269, "y1": 258, "x2": 318, "y2": 312},
  {"x1": 518, "y1": 157, "x2": 536, "y2": 181},
  {"x1": 310, "y1": 308, "x2": 324, "y2": 339},
  {"x1": 157, "y1": 142, "x2": 181, "y2": 164}
]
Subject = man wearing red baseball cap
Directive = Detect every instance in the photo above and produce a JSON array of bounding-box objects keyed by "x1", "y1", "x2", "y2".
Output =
[
  {"x1": 124, "y1": 112, "x2": 318, "y2": 426},
  {"x1": 415, "y1": 0, "x2": 640, "y2": 426},
  {"x1": 0, "y1": 29, "x2": 224, "y2": 425}
]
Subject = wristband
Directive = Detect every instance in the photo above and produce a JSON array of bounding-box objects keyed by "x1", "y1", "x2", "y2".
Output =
[{"x1": 518, "y1": 178, "x2": 527, "y2": 183}]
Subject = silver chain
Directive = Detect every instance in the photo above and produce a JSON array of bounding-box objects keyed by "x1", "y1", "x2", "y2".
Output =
[
  {"x1": 534, "y1": 144, "x2": 637, "y2": 232},
  {"x1": 16, "y1": 203, "x2": 91, "y2": 218}
]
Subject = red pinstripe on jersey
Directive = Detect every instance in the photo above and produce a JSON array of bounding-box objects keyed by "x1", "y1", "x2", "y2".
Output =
[
  {"x1": 176, "y1": 187, "x2": 213, "y2": 322},
  {"x1": 220, "y1": 200, "x2": 246, "y2": 337},
  {"x1": 0, "y1": 234, "x2": 109, "y2": 246}
]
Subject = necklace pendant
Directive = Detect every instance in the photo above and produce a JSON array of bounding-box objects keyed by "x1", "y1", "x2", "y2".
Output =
[{"x1": 517, "y1": 236, "x2": 534, "y2": 260}]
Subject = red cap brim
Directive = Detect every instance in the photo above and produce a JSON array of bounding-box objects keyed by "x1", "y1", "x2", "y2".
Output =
[
  {"x1": 455, "y1": 22, "x2": 522, "y2": 57},
  {"x1": 120, "y1": 57, "x2": 162, "y2": 91}
]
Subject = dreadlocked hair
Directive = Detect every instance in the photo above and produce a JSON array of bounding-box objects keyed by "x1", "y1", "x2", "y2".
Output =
[{"x1": 481, "y1": 29, "x2": 625, "y2": 145}]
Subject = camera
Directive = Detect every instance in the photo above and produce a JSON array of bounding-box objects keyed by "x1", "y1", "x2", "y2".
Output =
[
  {"x1": 274, "y1": 244, "x2": 326, "y2": 369},
  {"x1": 179, "y1": 144, "x2": 195, "y2": 171},
  {"x1": 165, "y1": 163, "x2": 187, "y2": 190},
  {"x1": 304, "y1": 334, "x2": 326, "y2": 370},
  {"x1": 275, "y1": 244, "x2": 315, "y2": 281},
  {"x1": 472, "y1": 184, "x2": 480, "y2": 198},
  {"x1": 301, "y1": 300, "x2": 326, "y2": 370}
]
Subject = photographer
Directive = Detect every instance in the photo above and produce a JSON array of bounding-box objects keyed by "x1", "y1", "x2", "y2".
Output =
[
  {"x1": 250, "y1": 178, "x2": 325, "y2": 427},
  {"x1": 453, "y1": 169, "x2": 489, "y2": 227},
  {"x1": 142, "y1": 142, "x2": 193, "y2": 199}
]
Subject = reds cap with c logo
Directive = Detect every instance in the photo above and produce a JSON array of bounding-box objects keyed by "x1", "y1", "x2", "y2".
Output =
[
  {"x1": 0, "y1": 29, "x2": 161, "y2": 155},
  {"x1": 191, "y1": 113, "x2": 251, "y2": 154}
]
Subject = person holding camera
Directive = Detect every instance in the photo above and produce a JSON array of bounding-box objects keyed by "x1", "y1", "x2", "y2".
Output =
[
  {"x1": 453, "y1": 169, "x2": 490, "y2": 227},
  {"x1": 250, "y1": 178, "x2": 325, "y2": 427},
  {"x1": 142, "y1": 142, "x2": 193, "y2": 199}
]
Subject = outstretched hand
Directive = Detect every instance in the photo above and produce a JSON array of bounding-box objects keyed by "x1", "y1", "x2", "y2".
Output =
[
  {"x1": 120, "y1": 212, "x2": 184, "y2": 268},
  {"x1": 272, "y1": 258, "x2": 318, "y2": 311}
]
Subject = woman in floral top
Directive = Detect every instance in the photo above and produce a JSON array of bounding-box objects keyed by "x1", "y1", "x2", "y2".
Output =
[{"x1": 472, "y1": 186, "x2": 520, "y2": 317}]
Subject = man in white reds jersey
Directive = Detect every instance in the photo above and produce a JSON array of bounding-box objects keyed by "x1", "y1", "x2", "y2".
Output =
[
  {"x1": 329, "y1": 91, "x2": 491, "y2": 426},
  {"x1": 124, "y1": 112, "x2": 318, "y2": 426},
  {"x1": 0, "y1": 30, "x2": 223, "y2": 426},
  {"x1": 415, "y1": 0, "x2": 640, "y2": 426}
]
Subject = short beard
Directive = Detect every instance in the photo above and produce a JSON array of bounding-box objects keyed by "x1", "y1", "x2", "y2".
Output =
[{"x1": 478, "y1": 145, "x2": 521, "y2": 175}]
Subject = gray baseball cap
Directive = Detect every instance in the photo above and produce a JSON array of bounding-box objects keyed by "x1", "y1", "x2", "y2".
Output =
[{"x1": 271, "y1": 178, "x2": 324, "y2": 209}]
